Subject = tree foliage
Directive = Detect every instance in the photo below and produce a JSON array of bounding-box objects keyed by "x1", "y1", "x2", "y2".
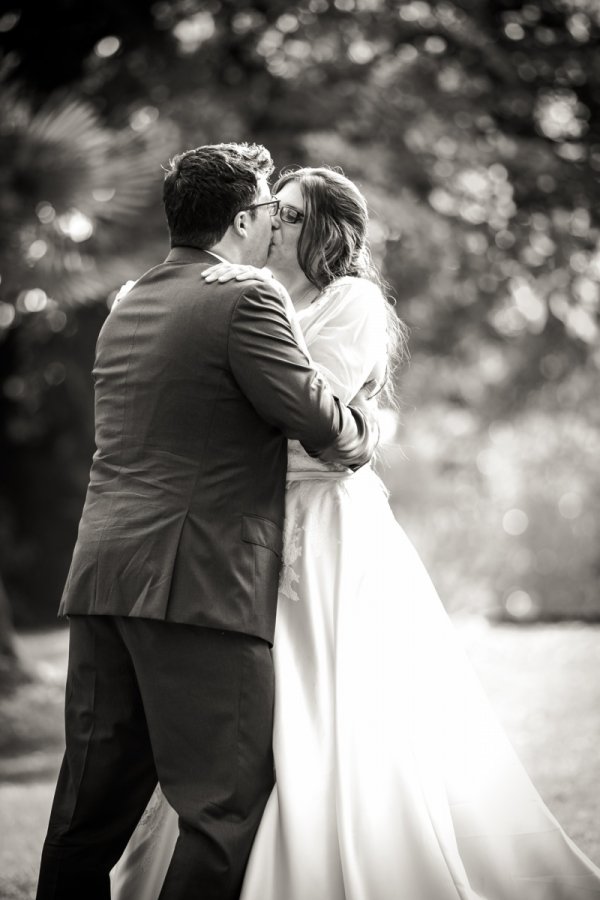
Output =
[{"x1": 0, "y1": 0, "x2": 599, "y2": 624}]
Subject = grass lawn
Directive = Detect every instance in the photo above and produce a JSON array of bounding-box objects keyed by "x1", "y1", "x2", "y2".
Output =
[{"x1": 1, "y1": 620, "x2": 599, "y2": 898}]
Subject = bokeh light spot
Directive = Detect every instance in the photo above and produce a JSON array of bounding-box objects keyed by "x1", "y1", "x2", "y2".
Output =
[
  {"x1": 505, "y1": 23, "x2": 525, "y2": 40},
  {"x1": 348, "y1": 40, "x2": 376, "y2": 64},
  {"x1": 504, "y1": 590, "x2": 536, "y2": 619},
  {"x1": 44, "y1": 362, "x2": 67, "y2": 386},
  {"x1": 424, "y1": 36, "x2": 446, "y2": 54},
  {"x1": 502, "y1": 508, "x2": 529, "y2": 535},
  {"x1": 558, "y1": 492, "x2": 582, "y2": 520},
  {"x1": 58, "y1": 210, "x2": 94, "y2": 242},
  {"x1": 399, "y1": 1, "x2": 432, "y2": 23},
  {"x1": 130, "y1": 106, "x2": 159, "y2": 131},
  {"x1": 95, "y1": 36, "x2": 121, "y2": 58},
  {"x1": 276, "y1": 13, "x2": 299, "y2": 33},
  {"x1": 27, "y1": 240, "x2": 48, "y2": 261},
  {"x1": 92, "y1": 188, "x2": 116, "y2": 202},
  {"x1": 47, "y1": 310, "x2": 68, "y2": 333},
  {"x1": 0, "y1": 11, "x2": 20, "y2": 32},
  {"x1": 3, "y1": 376, "x2": 26, "y2": 400},
  {"x1": 173, "y1": 12, "x2": 215, "y2": 54},
  {"x1": 566, "y1": 13, "x2": 590, "y2": 42},
  {"x1": 36, "y1": 202, "x2": 56, "y2": 224},
  {"x1": 0, "y1": 302, "x2": 16, "y2": 329},
  {"x1": 23, "y1": 289, "x2": 48, "y2": 312}
]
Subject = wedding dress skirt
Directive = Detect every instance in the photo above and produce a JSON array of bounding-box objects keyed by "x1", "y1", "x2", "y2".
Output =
[{"x1": 112, "y1": 443, "x2": 600, "y2": 900}]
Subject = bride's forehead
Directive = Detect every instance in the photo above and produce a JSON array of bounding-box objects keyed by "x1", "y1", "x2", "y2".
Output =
[{"x1": 276, "y1": 181, "x2": 304, "y2": 208}]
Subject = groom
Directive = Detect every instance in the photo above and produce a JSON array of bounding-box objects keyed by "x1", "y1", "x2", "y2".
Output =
[{"x1": 36, "y1": 143, "x2": 378, "y2": 900}]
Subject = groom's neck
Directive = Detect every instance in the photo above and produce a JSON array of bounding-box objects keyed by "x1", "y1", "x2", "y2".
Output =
[
  {"x1": 210, "y1": 237, "x2": 244, "y2": 264},
  {"x1": 209, "y1": 240, "x2": 232, "y2": 262}
]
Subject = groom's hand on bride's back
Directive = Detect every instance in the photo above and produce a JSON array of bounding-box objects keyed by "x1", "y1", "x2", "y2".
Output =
[
  {"x1": 349, "y1": 381, "x2": 380, "y2": 414},
  {"x1": 318, "y1": 395, "x2": 380, "y2": 471}
]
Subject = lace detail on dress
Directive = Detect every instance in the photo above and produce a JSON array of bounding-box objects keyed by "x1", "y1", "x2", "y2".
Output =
[
  {"x1": 135, "y1": 786, "x2": 171, "y2": 870},
  {"x1": 111, "y1": 783, "x2": 179, "y2": 896},
  {"x1": 279, "y1": 515, "x2": 304, "y2": 603},
  {"x1": 279, "y1": 442, "x2": 360, "y2": 604}
]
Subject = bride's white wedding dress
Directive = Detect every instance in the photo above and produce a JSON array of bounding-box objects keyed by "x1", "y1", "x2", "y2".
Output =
[{"x1": 111, "y1": 277, "x2": 600, "y2": 900}]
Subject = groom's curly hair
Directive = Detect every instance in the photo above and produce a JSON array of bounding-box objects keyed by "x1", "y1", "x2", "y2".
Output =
[{"x1": 163, "y1": 142, "x2": 274, "y2": 249}]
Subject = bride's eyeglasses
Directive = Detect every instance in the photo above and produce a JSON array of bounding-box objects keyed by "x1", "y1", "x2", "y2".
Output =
[{"x1": 279, "y1": 205, "x2": 305, "y2": 225}]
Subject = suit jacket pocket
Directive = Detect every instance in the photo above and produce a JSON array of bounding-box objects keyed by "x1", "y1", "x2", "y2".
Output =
[
  {"x1": 241, "y1": 515, "x2": 283, "y2": 558},
  {"x1": 241, "y1": 515, "x2": 283, "y2": 612}
]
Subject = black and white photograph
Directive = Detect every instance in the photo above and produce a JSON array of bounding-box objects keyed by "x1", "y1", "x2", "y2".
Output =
[{"x1": 1, "y1": 1, "x2": 599, "y2": 898}]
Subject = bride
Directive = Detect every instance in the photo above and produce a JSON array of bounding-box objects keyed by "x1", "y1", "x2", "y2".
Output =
[{"x1": 112, "y1": 167, "x2": 600, "y2": 899}]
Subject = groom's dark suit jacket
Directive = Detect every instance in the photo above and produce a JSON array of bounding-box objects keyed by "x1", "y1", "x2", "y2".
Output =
[{"x1": 59, "y1": 247, "x2": 375, "y2": 644}]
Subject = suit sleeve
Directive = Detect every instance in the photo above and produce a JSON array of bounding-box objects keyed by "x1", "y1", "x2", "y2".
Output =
[{"x1": 227, "y1": 281, "x2": 379, "y2": 469}]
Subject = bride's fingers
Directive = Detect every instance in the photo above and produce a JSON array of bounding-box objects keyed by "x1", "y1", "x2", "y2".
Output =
[
  {"x1": 114, "y1": 279, "x2": 137, "y2": 302},
  {"x1": 203, "y1": 264, "x2": 273, "y2": 284},
  {"x1": 202, "y1": 264, "x2": 232, "y2": 282},
  {"x1": 205, "y1": 265, "x2": 256, "y2": 283},
  {"x1": 215, "y1": 272, "x2": 238, "y2": 282},
  {"x1": 233, "y1": 269, "x2": 268, "y2": 282}
]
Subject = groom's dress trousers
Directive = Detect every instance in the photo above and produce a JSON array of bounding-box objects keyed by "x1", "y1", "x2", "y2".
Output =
[{"x1": 37, "y1": 247, "x2": 377, "y2": 900}]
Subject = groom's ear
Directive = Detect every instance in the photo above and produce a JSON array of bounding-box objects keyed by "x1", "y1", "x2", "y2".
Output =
[{"x1": 231, "y1": 210, "x2": 250, "y2": 239}]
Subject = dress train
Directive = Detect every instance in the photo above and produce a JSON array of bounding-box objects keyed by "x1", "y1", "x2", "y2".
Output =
[{"x1": 112, "y1": 460, "x2": 600, "y2": 900}]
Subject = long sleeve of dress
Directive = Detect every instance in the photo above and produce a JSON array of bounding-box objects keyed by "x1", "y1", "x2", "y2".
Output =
[
  {"x1": 227, "y1": 280, "x2": 378, "y2": 469},
  {"x1": 299, "y1": 277, "x2": 389, "y2": 404}
]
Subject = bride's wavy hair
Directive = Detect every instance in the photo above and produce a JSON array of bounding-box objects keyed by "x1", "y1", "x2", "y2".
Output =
[{"x1": 273, "y1": 166, "x2": 409, "y2": 402}]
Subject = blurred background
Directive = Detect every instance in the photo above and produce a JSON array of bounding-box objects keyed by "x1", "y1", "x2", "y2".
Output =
[
  {"x1": 1, "y1": 0, "x2": 600, "y2": 892},
  {"x1": 2, "y1": 0, "x2": 599, "y2": 657}
]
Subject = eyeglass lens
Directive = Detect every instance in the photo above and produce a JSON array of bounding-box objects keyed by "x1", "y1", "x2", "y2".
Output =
[{"x1": 280, "y1": 206, "x2": 303, "y2": 224}]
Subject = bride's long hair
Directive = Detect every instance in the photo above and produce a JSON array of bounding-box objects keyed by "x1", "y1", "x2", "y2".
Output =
[{"x1": 273, "y1": 166, "x2": 408, "y2": 402}]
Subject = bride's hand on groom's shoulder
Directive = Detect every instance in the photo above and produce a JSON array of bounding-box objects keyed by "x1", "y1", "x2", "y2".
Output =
[
  {"x1": 202, "y1": 263, "x2": 273, "y2": 284},
  {"x1": 112, "y1": 279, "x2": 137, "y2": 308},
  {"x1": 202, "y1": 264, "x2": 292, "y2": 307}
]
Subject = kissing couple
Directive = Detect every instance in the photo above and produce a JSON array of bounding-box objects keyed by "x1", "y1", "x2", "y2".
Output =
[{"x1": 37, "y1": 143, "x2": 600, "y2": 900}]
